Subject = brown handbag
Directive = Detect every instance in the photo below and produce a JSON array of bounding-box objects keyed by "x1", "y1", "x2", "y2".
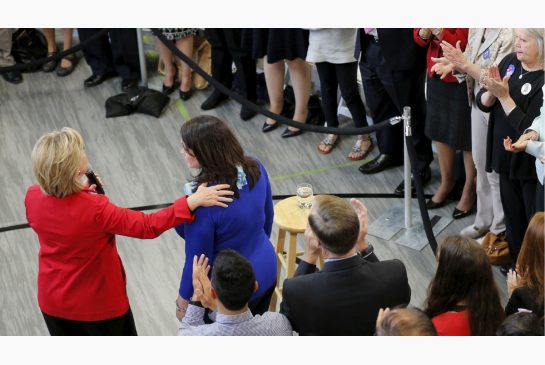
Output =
[{"x1": 481, "y1": 232, "x2": 512, "y2": 266}]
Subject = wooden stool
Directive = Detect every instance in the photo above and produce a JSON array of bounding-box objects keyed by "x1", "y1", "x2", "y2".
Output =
[{"x1": 269, "y1": 196, "x2": 323, "y2": 311}]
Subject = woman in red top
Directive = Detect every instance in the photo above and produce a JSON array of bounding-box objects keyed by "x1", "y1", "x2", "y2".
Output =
[
  {"x1": 25, "y1": 127, "x2": 233, "y2": 335},
  {"x1": 424, "y1": 236, "x2": 504, "y2": 335},
  {"x1": 414, "y1": 28, "x2": 476, "y2": 219}
]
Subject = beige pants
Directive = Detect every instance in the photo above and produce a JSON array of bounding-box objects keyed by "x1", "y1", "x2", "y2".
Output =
[
  {"x1": 471, "y1": 101, "x2": 506, "y2": 234},
  {"x1": 0, "y1": 28, "x2": 15, "y2": 67}
]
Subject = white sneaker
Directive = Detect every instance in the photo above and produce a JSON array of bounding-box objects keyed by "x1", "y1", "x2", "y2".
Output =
[{"x1": 460, "y1": 225, "x2": 488, "y2": 239}]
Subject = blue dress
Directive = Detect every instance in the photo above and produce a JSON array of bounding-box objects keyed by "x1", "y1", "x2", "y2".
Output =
[{"x1": 176, "y1": 160, "x2": 277, "y2": 301}]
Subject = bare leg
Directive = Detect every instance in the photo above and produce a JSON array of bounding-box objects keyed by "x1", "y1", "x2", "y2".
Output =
[
  {"x1": 176, "y1": 36, "x2": 194, "y2": 92},
  {"x1": 158, "y1": 41, "x2": 176, "y2": 87},
  {"x1": 457, "y1": 151, "x2": 477, "y2": 211},
  {"x1": 432, "y1": 141, "x2": 455, "y2": 203},
  {"x1": 60, "y1": 28, "x2": 73, "y2": 68},
  {"x1": 286, "y1": 58, "x2": 310, "y2": 132},
  {"x1": 43, "y1": 28, "x2": 56, "y2": 53},
  {"x1": 264, "y1": 56, "x2": 286, "y2": 126}
]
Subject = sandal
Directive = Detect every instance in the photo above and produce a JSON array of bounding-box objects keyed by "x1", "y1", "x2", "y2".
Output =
[
  {"x1": 348, "y1": 135, "x2": 374, "y2": 161},
  {"x1": 317, "y1": 134, "x2": 339, "y2": 154},
  {"x1": 56, "y1": 54, "x2": 78, "y2": 77},
  {"x1": 42, "y1": 49, "x2": 59, "y2": 73}
]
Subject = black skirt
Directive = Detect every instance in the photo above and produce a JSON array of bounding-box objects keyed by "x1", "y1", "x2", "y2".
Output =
[
  {"x1": 242, "y1": 28, "x2": 309, "y2": 63},
  {"x1": 425, "y1": 75, "x2": 472, "y2": 151}
]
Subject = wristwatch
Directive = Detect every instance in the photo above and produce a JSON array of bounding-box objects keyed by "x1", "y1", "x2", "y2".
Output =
[
  {"x1": 189, "y1": 299, "x2": 203, "y2": 308},
  {"x1": 432, "y1": 28, "x2": 442, "y2": 37}
]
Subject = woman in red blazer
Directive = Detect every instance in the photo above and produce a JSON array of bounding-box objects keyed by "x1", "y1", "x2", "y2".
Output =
[{"x1": 24, "y1": 127, "x2": 233, "y2": 335}]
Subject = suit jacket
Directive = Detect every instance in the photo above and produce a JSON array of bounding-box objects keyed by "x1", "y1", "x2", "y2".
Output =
[
  {"x1": 280, "y1": 255, "x2": 411, "y2": 335},
  {"x1": 357, "y1": 28, "x2": 426, "y2": 71}
]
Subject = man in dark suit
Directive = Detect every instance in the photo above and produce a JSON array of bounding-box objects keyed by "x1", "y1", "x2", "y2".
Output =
[
  {"x1": 77, "y1": 29, "x2": 140, "y2": 92},
  {"x1": 201, "y1": 29, "x2": 257, "y2": 121},
  {"x1": 357, "y1": 28, "x2": 433, "y2": 195},
  {"x1": 280, "y1": 195, "x2": 411, "y2": 335}
]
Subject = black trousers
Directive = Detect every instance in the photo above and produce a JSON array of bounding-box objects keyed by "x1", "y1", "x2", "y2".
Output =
[
  {"x1": 499, "y1": 174, "x2": 537, "y2": 261},
  {"x1": 42, "y1": 308, "x2": 137, "y2": 336},
  {"x1": 204, "y1": 28, "x2": 257, "y2": 101},
  {"x1": 536, "y1": 182, "x2": 544, "y2": 212},
  {"x1": 359, "y1": 39, "x2": 433, "y2": 172},
  {"x1": 77, "y1": 28, "x2": 140, "y2": 83},
  {"x1": 315, "y1": 61, "x2": 368, "y2": 128}
]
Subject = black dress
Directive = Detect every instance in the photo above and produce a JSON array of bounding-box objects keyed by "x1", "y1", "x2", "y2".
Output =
[{"x1": 242, "y1": 29, "x2": 309, "y2": 63}]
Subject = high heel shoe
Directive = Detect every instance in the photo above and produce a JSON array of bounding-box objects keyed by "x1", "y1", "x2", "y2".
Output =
[
  {"x1": 162, "y1": 80, "x2": 180, "y2": 95},
  {"x1": 426, "y1": 198, "x2": 447, "y2": 209},
  {"x1": 452, "y1": 205, "x2": 475, "y2": 219},
  {"x1": 179, "y1": 88, "x2": 193, "y2": 101}
]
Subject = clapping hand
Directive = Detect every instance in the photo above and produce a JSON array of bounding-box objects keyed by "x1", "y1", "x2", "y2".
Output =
[
  {"x1": 507, "y1": 269, "x2": 521, "y2": 297},
  {"x1": 192, "y1": 254, "x2": 216, "y2": 310},
  {"x1": 430, "y1": 58, "x2": 455, "y2": 80},
  {"x1": 439, "y1": 40, "x2": 468, "y2": 72},
  {"x1": 375, "y1": 307, "x2": 391, "y2": 330},
  {"x1": 302, "y1": 225, "x2": 321, "y2": 265},
  {"x1": 482, "y1": 65, "x2": 511, "y2": 99},
  {"x1": 350, "y1": 198, "x2": 369, "y2": 251}
]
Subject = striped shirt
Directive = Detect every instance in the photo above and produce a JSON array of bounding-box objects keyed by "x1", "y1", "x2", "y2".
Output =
[{"x1": 178, "y1": 306, "x2": 293, "y2": 336}]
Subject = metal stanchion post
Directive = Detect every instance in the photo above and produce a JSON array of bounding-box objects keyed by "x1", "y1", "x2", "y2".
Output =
[
  {"x1": 403, "y1": 107, "x2": 412, "y2": 229},
  {"x1": 136, "y1": 28, "x2": 148, "y2": 88}
]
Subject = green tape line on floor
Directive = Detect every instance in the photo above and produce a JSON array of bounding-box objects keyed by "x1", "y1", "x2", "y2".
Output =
[
  {"x1": 271, "y1": 160, "x2": 369, "y2": 181},
  {"x1": 175, "y1": 100, "x2": 191, "y2": 122}
]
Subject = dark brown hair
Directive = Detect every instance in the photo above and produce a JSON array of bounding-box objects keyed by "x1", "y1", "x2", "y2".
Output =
[
  {"x1": 308, "y1": 195, "x2": 359, "y2": 255},
  {"x1": 180, "y1": 115, "x2": 260, "y2": 197},
  {"x1": 516, "y1": 212, "x2": 544, "y2": 314},
  {"x1": 425, "y1": 235, "x2": 504, "y2": 335}
]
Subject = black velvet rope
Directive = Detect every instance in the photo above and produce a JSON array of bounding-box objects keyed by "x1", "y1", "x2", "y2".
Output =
[
  {"x1": 152, "y1": 28, "x2": 398, "y2": 136},
  {"x1": 0, "y1": 28, "x2": 110, "y2": 74},
  {"x1": 405, "y1": 134, "x2": 438, "y2": 255}
]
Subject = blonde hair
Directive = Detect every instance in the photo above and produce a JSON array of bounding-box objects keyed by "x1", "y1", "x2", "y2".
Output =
[
  {"x1": 31, "y1": 127, "x2": 85, "y2": 198},
  {"x1": 520, "y1": 28, "x2": 545, "y2": 69}
]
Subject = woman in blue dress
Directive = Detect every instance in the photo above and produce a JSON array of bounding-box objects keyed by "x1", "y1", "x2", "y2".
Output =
[{"x1": 174, "y1": 115, "x2": 277, "y2": 319}]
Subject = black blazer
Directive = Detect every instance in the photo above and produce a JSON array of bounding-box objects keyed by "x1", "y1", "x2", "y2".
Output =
[
  {"x1": 280, "y1": 255, "x2": 411, "y2": 335},
  {"x1": 356, "y1": 28, "x2": 426, "y2": 71}
]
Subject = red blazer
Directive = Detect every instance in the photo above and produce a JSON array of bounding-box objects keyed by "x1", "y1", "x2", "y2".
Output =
[
  {"x1": 25, "y1": 185, "x2": 194, "y2": 321},
  {"x1": 413, "y1": 28, "x2": 469, "y2": 83}
]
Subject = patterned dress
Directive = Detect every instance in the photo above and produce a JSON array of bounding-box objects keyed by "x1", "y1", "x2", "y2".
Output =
[{"x1": 158, "y1": 28, "x2": 198, "y2": 40}]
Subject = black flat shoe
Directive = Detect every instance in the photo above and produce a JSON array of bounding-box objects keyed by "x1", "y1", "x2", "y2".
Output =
[
  {"x1": 262, "y1": 122, "x2": 279, "y2": 133},
  {"x1": 84, "y1": 73, "x2": 110, "y2": 87},
  {"x1": 179, "y1": 88, "x2": 193, "y2": 101},
  {"x1": 2, "y1": 70, "x2": 23, "y2": 84},
  {"x1": 281, "y1": 128, "x2": 303, "y2": 138},
  {"x1": 426, "y1": 198, "x2": 447, "y2": 209},
  {"x1": 240, "y1": 105, "x2": 256, "y2": 121},
  {"x1": 358, "y1": 154, "x2": 402, "y2": 175},
  {"x1": 452, "y1": 206, "x2": 475, "y2": 219},
  {"x1": 121, "y1": 79, "x2": 139, "y2": 92},
  {"x1": 162, "y1": 80, "x2": 180, "y2": 95},
  {"x1": 201, "y1": 91, "x2": 228, "y2": 110}
]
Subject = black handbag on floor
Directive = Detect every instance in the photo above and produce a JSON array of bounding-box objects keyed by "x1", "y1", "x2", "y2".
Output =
[
  {"x1": 11, "y1": 28, "x2": 48, "y2": 73},
  {"x1": 105, "y1": 87, "x2": 169, "y2": 118}
]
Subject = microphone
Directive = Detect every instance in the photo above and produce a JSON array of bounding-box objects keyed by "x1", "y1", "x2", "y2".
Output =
[{"x1": 85, "y1": 165, "x2": 105, "y2": 195}]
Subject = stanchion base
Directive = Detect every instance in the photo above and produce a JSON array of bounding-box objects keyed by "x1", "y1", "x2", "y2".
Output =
[
  {"x1": 368, "y1": 202, "x2": 452, "y2": 250},
  {"x1": 368, "y1": 204, "x2": 406, "y2": 241}
]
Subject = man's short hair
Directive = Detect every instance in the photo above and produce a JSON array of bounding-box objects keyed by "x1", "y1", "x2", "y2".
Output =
[
  {"x1": 376, "y1": 308, "x2": 437, "y2": 336},
  {"x1": 211, "y1": 249, "x2": 256, "y2": 311},
  {"x1": 496, "y1": 312, "x2": 544, "y2": 336},
  {"x1": 308, "y1": 195, "x2": 359, "y2": 255}
]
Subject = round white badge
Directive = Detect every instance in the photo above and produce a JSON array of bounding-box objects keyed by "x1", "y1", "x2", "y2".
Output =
[{"x1": 521, "y1": 83, "x2": 532, "y2": 95}]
